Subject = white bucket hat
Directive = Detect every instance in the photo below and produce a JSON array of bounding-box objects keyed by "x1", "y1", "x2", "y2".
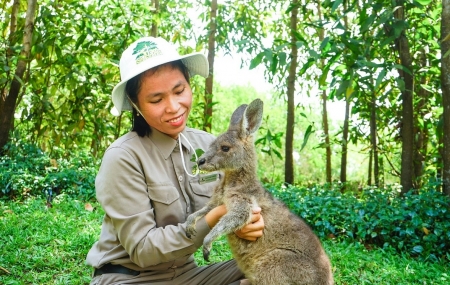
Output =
[{"x1": 111, "y1": 37, "x2": 209, "y2": 116}]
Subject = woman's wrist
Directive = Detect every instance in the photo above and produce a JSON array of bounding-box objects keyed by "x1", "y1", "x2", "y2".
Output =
[{"x1": 204, "y1": 205, "x2": 227, "y2": 228}]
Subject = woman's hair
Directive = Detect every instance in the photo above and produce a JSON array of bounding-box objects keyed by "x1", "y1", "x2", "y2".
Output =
[{"x1": 125, "y1": 60, "x2": 190, "y2": 137}]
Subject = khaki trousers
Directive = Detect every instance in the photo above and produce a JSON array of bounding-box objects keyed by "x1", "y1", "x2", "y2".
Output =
[{"x1": 89, "y1": 259, "x2": 244, "y2": 285}]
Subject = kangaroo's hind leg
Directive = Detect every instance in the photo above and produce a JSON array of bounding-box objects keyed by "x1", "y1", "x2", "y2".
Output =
[{"x1": 249, "y1": 249, "x2": 323, "y2": 285}]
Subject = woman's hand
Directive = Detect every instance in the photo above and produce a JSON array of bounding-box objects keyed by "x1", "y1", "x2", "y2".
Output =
[
  {"x1": 205, "y1": 204, "x2": 227, "y2": 228},
  {"x1": 235, "y1": 207, "x2": 264, "y2": 241},
  {"x1": 205, "y1": 205, "x2": 264, "y2": 241}
]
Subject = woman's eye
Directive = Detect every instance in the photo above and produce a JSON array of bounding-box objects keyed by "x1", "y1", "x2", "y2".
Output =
[{"x1": 221, "y1": 146, "x2": 230, "y2": 152}]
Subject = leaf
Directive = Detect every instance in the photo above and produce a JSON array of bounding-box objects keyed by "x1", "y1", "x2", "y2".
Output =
[
  {"x1": 320, "y1": 36, "x2": 330, "y2": 52},
  {"x1": 75, "y1": 34, "x2": 87, "y2": 50},
  {"x1": 300, "y1": 125, "x2": 315, "y2": 151},
  {"x1": 0, "y1": 266, "x2": 10, "y2": 274},
  {"x1": 375, "y1": 69, "x2": 387, "y2": 91},
  {"x1": 273, "y1": 149, "x2": 282, "y2": 159},
  {"x1": 249, "y1": 52, "x2": 265, "y2": 69},
  {"x1": 335, "y1": 79, "x2": 350, "y2": 99},
  {"x1": 278, "y1": 52, "x2": 287, "y2": 66},
  {"x1": 299, "y1": 58, "x2": 315, "y2": 75},
  {"x1": 50, "y1": 159, "x2": 58, "y2": 168},
  {"x1": 84, "y1": 203, "x2": 94, "y2": 212},
  {"x1": 331, "y1": 0, "x2": 343, "y2": 12},
  {"x1": 414, "y1": 0, "x2": 432, "y2": 6},
  {"x1": 443, "y1": 49, "x2": 450, "y2": 59},
  {"x1": 412, "y1": 245, "x2": 423, "y2": 254},
  {"x1": 443, "y1": 33, "x2": 450, "y2": 42},
  {"x1": 319, "y1": 64, "x2": 330, "y2": 87},
  {"x1": 191, "y1": 149, "x2": 205, "y2": 162},
  {"x1": 270, "y1": 54, "x2": 279, "y2": 75},
  {"x1": 422, "y1": 227, "x2": 429, "y2": 235},
  {"x1": 361, "y1": 13, "x2": 376, "y2": 33}
]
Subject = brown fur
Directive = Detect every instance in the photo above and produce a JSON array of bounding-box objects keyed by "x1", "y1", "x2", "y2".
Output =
[{"x1": 186, "y1": 99, "x2": 334, "y2": 285}]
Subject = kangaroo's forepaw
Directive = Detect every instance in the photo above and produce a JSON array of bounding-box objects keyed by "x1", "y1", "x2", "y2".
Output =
[{"x1": 185, "y1": 225, "x2": 196, "y2": 238}]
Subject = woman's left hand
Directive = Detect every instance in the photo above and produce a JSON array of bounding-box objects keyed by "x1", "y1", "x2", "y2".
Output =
[{"x1": 235, "y1": 207, "x2": 264, "y2": 241}]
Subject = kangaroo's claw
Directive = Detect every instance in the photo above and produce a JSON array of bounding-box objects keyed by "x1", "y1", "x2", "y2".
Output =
[
  {"x1": 186, "y1": 226, "x2": 196, "y2": 238},
  {"x1": 203, "y1": 246, "x2": 211, "y2": 262}
]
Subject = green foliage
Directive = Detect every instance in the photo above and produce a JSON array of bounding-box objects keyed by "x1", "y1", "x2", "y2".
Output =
[
  {"x1": 2, "y1": 0, "x2": 203, "y2": 157},
  {"x1": 269, "y1": 184, "x2": 450, "y2": 261},
  {"x1": 1, "y1": 196, "x2": 448, "y2": 284},
  {"x1": 0, "y1": 138, "x2": 98, "y2": 201},
  {"x1": 2, "y1": 0, "x2": 447, "y2": 190},
  {"x1": 328, "y1": 240, "x2": 449, "y2": 284},
  {"x1": 194, "y1": 236, "x2": 233, "y2": 266},
  {"x1": 0, "y1": 196, "x2": 102, "y2": 284}
]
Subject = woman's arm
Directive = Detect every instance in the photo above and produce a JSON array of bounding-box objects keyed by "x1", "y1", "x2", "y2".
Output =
[{"x1": 96, "y1": 147, "x2": 209, "y2": 268}]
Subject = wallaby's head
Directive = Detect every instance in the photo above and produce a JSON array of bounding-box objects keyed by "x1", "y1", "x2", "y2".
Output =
[{"x1": 198, "y1": 98, "x2": 263, "y2": 172}]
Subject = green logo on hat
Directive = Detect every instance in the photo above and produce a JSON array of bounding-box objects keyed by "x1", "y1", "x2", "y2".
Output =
[{"x1": 133, "y1": 41, "x2": 163, "y2": 64}]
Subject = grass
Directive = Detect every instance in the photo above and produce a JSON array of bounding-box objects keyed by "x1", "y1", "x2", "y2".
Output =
[{"x1": 1, "y1": 196, "x2": 448, "y2": 284}]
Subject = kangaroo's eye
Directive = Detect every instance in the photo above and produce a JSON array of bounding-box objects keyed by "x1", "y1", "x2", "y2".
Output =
[{"x1": 221, "y1": 146, "x2": 230, "y2": 152}]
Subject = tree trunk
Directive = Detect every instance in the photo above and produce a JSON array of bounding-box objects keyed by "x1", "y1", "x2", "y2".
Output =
[
  {"x1": 150, "y1": 0, "x2": 159, "y2": 37},
  {"x1": 7, "y1": 0, "x2": 20, "y2": 57},
  {"x1": 340, "y1": 98, "x2": 350, "y2": 186},
  {"x1": 370, "y1": 89, "x2": 379, "y2": 186},
  {"x1": 442, "y1": 0, "x2": 450, "y2": 197},
  {"x1": 437, "y1": 114, "x2": 444, "y2": 192},
  {"x1": 394, "y1": 2, "x2": 414, "y2": 195},
  {"x1": 368, "y1": 149, "x2": 373, "y2": 185},
  {"x1": 317, "y1": 1, "x2": 332, "y2": 183},
  {"x1": 413, "y1": 49, "x2": 430, "y2": 188},
  {"x1": 203, "y1": 0, "x2": 217, "y2": 132},
  {"x1": 1, "y1": 0, "x2": 20, "y2": 113},
  {"x1": 0, "y1": 0, "x2": 37, "y2": 152},
  {"x1": 339, "y1": 1, "x2": 350, "y2": 189},
  {"x1": 284, "y1": 0, "x2": 298, "y2": 185},
  {"x1": 321, "y1": 90, "x2": 332, "y2": 183}
]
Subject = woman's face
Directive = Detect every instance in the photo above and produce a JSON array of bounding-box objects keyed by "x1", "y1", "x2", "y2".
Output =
[{"x1": 136, "y1": 64, "x2": 192, "y2": 139}]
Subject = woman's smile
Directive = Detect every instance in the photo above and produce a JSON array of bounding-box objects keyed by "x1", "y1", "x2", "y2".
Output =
[{"x1": 167, "y1": 113, "x2": 185, "y2": 127}]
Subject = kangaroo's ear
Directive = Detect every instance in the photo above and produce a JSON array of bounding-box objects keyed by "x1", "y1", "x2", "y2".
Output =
[
  {"x1": 228, "y1": 104, "x2": 248, "y2": 130},
  {"x1": 241, "y1": 99, "x2": 263, "y2": 137}
]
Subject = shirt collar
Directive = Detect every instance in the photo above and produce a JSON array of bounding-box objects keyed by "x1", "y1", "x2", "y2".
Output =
[{"x1": 148, "y1": 128, "x2": 191, "y2": 159}]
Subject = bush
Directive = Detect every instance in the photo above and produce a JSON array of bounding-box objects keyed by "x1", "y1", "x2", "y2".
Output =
[
  {"x1": 0, "y1": 141, "x2": 98, "y2": 201},
  {"x1": 268, "y1": 184, "x2": 450, "y2": 261}
]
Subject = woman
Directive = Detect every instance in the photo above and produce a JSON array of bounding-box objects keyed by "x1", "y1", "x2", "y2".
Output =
[{"x1": 86, "y1": 37, "x2": 264, "y2": 285}]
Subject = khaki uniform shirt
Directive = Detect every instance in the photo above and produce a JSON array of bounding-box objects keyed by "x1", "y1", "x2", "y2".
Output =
[{"x1": 86, "y1": 127, "x2": 220, "y2": 272}]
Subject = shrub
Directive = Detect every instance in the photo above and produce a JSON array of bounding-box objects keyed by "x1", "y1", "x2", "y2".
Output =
[
  {"x1": 0, "y1": 141, "x2": 98, "y2": 201},
  {"x1": 268, "y1": 184, "x2": 450, "y2": 261}
]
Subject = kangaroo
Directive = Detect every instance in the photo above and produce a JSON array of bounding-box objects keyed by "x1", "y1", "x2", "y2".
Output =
[{"x1": 185, "y1": 98, "x2": 334, "y2": 285}]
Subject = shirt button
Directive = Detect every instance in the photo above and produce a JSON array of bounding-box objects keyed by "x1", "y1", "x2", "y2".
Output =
[{"x1": 178, "y1": 175, "x2": 183, "y2": 182}]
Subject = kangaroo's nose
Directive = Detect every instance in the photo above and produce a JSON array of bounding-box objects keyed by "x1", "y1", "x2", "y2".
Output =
[{"x1": 198, "y1": 158, "x2": 206, "y2": 166}]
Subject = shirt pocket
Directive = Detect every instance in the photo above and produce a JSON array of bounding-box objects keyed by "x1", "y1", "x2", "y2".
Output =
[
  {"x1": 147, "y1": 183, "x2": 183, "y2": 227},
  {"x1": 189, "y1": 172, "x2": 221, "y2": 211}
]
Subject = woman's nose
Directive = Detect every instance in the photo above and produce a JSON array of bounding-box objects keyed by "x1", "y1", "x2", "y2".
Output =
[{"x1": 165, "y1": 96, "x2": 180, "y2": 113}]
